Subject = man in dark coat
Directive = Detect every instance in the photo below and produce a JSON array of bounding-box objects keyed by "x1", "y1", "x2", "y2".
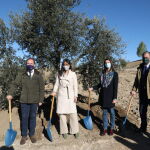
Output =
[
  {"x1": 131, "y1": 51, "x2": 150, "y2": 133},
  {"x1": 6, "y1": 58, "x2": 44, "y2": 145}
]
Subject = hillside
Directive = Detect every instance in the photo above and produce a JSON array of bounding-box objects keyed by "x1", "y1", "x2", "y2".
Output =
[{"x1": 126, "y1": 60, "x2": 142, "y2": 68}]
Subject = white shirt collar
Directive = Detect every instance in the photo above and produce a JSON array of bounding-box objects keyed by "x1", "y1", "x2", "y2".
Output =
[
  {"x1": 146, "y1": 63, "x2": 150, "y2": 68},
  {"x1": 27, "y1": 69, "x2": 34, "y2": 77}
]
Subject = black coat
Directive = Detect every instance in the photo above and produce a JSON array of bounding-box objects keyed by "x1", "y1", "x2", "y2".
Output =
[{"x1": 93, "y1": 71, "x2": 118, "y2": 108}]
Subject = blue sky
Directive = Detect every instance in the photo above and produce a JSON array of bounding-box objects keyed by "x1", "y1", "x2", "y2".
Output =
[{"x1": 0, "y1": 0, "x2": 150, "y2": 61}]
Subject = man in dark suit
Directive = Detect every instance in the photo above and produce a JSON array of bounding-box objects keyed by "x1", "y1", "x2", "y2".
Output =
[
  {"x1": 131, "y1": 51, "x2": 150, "y2": 133},
  {"x1": 6, "y1": 58, "x2": 44, "y2": 145}
]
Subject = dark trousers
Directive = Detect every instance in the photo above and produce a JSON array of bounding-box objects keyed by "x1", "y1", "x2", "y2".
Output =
[
  {"x1": 21, "y1": 103, "x2": 38, "y2": 137},
  {"x1": 139, "y1": 91, "x2": 150, "y2": 131},
  {"x1": 139, "y1": 101, "x2": 149, "y2": 131}
]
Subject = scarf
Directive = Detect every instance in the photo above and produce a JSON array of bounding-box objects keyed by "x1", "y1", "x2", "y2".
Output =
[{"x1": 101, "y1": 71, "x2": 114, "y2": 88}]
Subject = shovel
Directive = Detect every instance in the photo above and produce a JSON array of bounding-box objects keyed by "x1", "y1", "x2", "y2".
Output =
[
  {"x1": 119, "y1": 96, "x2": 134, "y2": 136},
  {"x1": 83, "y1": 91, "x2": 93, "y2": 130},
  {"x1": 5, "y1": 99, "x2": 17, "y2": 147},
  {"x1": 46, "y1": 96, "x2": 55, "y2": 141},
  {"x1": 122, "y1": 96, "x2": 133, "y2": 127}
]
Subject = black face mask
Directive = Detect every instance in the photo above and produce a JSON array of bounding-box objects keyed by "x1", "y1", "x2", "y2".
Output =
[
  {"x1": 26, "y1": 65, "x2": 34, "y2": 72},
  {"x1": 143, "y1": 57, "x2": 150, "y2": 64}
]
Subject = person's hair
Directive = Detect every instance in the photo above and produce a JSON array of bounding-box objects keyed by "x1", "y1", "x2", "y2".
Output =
[
  {"x1": 103, "y1": 58, "x2": 115, "y2": 72},
  {"x1": 142, "y1": 51, "x2": 150, "y2": 58},
  {"x1": 59, "y1": 59, "x2": 72, "y2": 76},
  {"x1": 26, "y1": 58, "x2": 35, "y2": 64}
]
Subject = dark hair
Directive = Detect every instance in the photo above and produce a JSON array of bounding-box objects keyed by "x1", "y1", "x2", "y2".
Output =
[
  {"x1": 59, "y1": 59, "x2": 72, "y2": 76},
  {"x1": 103, "y1": 58, "x2": 115, "y2": 72},
  {"x1": 142, "y1": 51, "x2": 150, "y2": 58},
  {"x1": 26, "y1": 58, "x2": 35, "y2": 64}
]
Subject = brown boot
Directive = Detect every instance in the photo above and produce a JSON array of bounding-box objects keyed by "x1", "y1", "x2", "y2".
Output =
[
  {"x1": 30, "y1": 135, "x2": 37, "y2": 143},
  {"x1": 20, "y1": 136, "x2": 28, "y2": 145}
]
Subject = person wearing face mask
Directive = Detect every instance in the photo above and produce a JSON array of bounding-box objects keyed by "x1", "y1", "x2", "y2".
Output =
[
  {"x1": 6, "y1": 58, "x2": 44, "y2": 145},
  {"x1": 51, "y1": 59, "x2": 79, "y2": 139},
  {"x1": 131, "y1": 51, "x2": 150, "y2": 133},
  {"x1": 89, "y1": 58, "x2": 118, "y2": 136}
]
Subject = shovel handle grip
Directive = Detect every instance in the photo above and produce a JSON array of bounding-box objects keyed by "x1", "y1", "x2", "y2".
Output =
[
  {"x1": 8, "y1": 99, "x2": 12, "y2": 122},
  {"x1": 50, "y1": 96, "x2": 55, "y2": 120},
  {"x1": 126, "y1": 96, "x2": 133, "y2": 117}
]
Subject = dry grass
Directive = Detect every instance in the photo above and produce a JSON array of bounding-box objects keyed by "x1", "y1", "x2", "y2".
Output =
[{"x1": 126, "y1": 60, "x2": 142, "y2": 68}]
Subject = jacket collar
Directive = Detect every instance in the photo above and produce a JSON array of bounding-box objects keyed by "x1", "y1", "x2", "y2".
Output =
[{"x1": 24, "y1": 69, "x2": 39, "y2": 76}]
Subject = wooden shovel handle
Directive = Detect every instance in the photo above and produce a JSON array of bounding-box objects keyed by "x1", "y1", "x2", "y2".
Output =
[
  {"x1": 50, "y1": 96, "x2": 55, "y2": 120},
  {"x1": 8, "y1": 99, "x2": 12, "y2": 122},
  {"x1": 88, "y1": 91, "x2": 91, "y2": 110},
  {"x1": 126, "y1": 96, "x2": 133, "y2": 117}
]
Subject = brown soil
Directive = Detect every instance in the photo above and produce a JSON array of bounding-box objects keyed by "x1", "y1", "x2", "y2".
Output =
[{"x1": 0, "y1": 65, "x2": 150, "y2": 150}]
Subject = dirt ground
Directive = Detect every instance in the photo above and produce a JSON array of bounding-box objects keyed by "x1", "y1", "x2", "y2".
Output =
[
  {"x1": 0, "y1": 66, "x2": 150, "y2": 150},
  {"x1": 0, "y1": 105, "x2": 150, "y2": 150}
]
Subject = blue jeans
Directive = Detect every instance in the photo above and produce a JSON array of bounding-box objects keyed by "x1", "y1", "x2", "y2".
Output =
[
  {"x1": 21, "y1": 103, "x2": 38, "y2": 137},
  {"x1": 102, "y1": 108, "x2": 115, "y2": 130}
]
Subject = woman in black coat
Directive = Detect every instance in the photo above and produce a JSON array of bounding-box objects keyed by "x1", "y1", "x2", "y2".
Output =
[{"x1": 89, "y1": 58, "x2": 118, "y2": 136}]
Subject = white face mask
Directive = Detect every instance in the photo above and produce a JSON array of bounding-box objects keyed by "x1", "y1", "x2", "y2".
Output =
[
  {"x1": 105, "y1": 63, "x2": 111, "y2": 69},
  {"x1": 63, "y1": 65, "x2": 70, "y2": 71}
]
